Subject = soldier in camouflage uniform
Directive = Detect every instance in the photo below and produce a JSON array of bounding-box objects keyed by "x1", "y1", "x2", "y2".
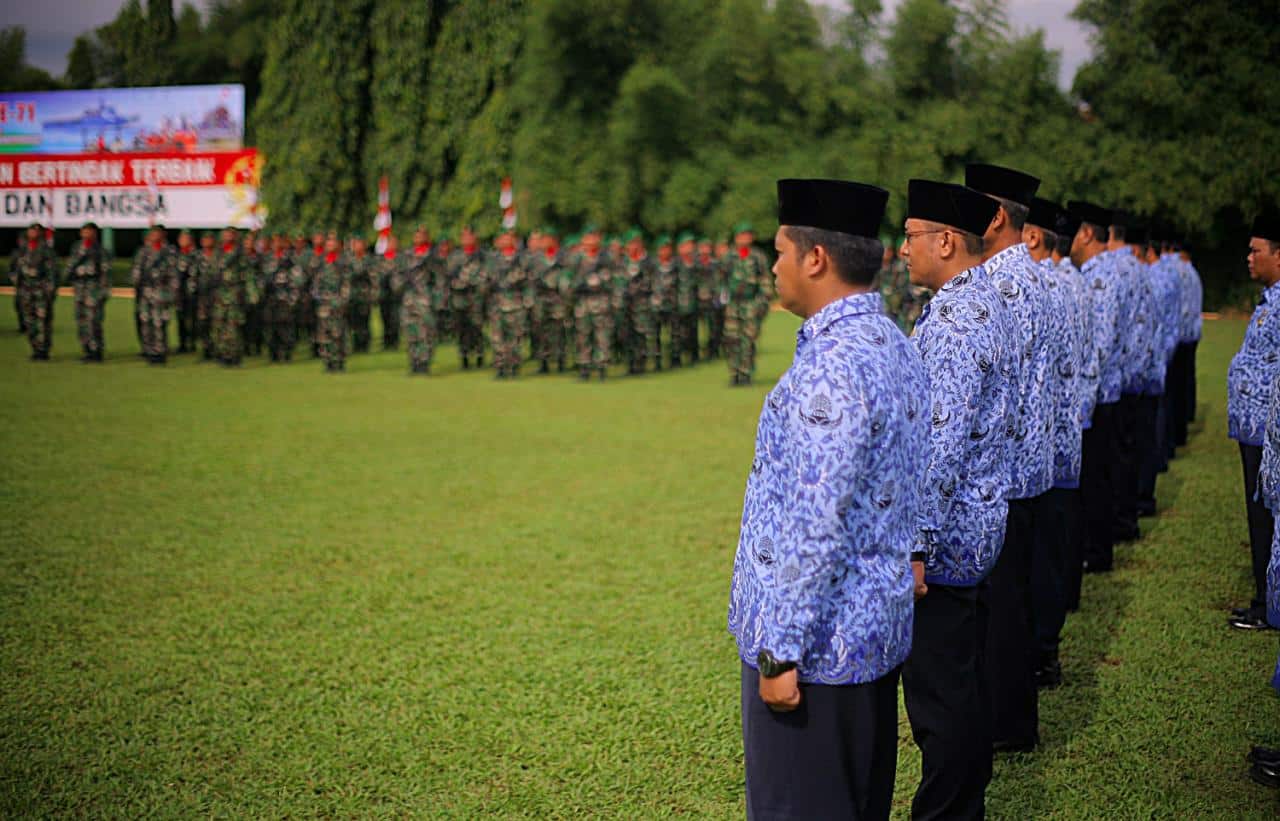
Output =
[
  {"x1": 401, "y1": 228, "x2": 442, "y2": 375},
  {"x1": 195, "y1": 231, "x2": 220, "y2": 359},
  {"x1": 651, "y1": 235, "x2": 679, "y2": 368},
  {"x1": 9, "y1": 240, "x2": 27, "y2": 335},
  {"x1": 301, "y1": 231, "x2": 326, "y2": 357},
  {"x1": 263, "y1": 233, "x2": 307, "y2": 362},
  {"x1": 312, "y1": 232, "x2": 351, "y2": 372},
  {"x1": 530, "y1": 228, "x2": 570, "y2": 373},
  {"x1": 132, "y1": 225, "x2": 178, "y2": 364},
  {"x1": 210, "y1": 230, "x2": 259, "y2": 366},
  {"x1": 65, "y1": 222, "x2": 112, "y2": 362},
  {"x1": 673, "y1": 232, "x2": 701, "y2": 367},
  {"x1": 722, "y1": 222, "x2": 772, "y2": 386},
  {"x1": 620, "y1": 230, "x2": 660, "y2": 374},
  {"x1": 698, "y1": 237, "x2": 725, "y2": 360},
  {"x1": 173, "y1": 229, "x2": 200, "y2": 353},
  {"x1": 448, "y1": 227, "x2": 489, "y2": 369},
  {"x1": 378, "y1": 233, "x2": 405, "y2": 350},
  {"x1": 487, "y1": 230, "x2": 533, "y2": 378},
  {"x1": 875, "y1": 243, "x2": 928, "y2": 333},
  {"x1": 14, "y1": 223, "x2": 58, "y2": 360},
  {"x1": 346, "y1": 235, "x2": 376, "y2": 353},
  {"x1": 573, "y1": 227, "x2": 614, "y2": 381}
]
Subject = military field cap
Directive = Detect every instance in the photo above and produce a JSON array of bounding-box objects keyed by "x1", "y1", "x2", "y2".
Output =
[
  {"x1": 1067, "y1": 200, "x2": 1112, "y2": 228},
  {"x1": 152, "y1": 223, "x2": 167, "y2": 232},
  {"x1": 539, "y1": 225, "x2": 559, "y2": 237},
  {"x1": 698, "y1": 235, "x2": 711, "y2": 245},
  {"x1": 1026, "y1": 197, "x2": 1061, "y2": 231},
  {"x1": 178, "y1": 227, "x2": 193, "y2": 235},
  {"x1": 906, "y1": 180, "x2": 999, "y2": 237},
  {"x1": 28, "y1": 222, "x2": 44, "y2": 230},
  {"x1": 1251, "y1": 210, "x2": 1280, "y2": 242},
  {"x1": 565, "y1": 233, "x2": 580, "y2": 246},
  {"x1": 1054, "y1": 205, "x2": 1081, "y2": 240},
  {"x1": 581, "y1": 223, "x2": 600, "y2": 236},
  {"x1": 655, "y1": 234, "x2": 672, "y2": 247},
  {"x1": 676, "y1": 230, "x2": 696, "y2": 244},
  {"x1": 733, "y1": 221, "x2": 754, "y2": 235},
  {"x1": 776, "y1": 178, "x2": 888, "y2": 239},
  {"x1": 623, "y1": 227, "x2": 644, "y2": 243},
  {"x1": 965, "y1": 163, "x2": 1040, "y2": 208},
  {"x1": 201, "y1": 230, "x2": 215, "y2": 238},
  {"x1": 82, "y1": 221, "x2": 99, "y2": 231}
]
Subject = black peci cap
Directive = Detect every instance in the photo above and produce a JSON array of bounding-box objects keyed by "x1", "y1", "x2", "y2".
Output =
[
  {"x1": 1251, "y1": 210, "x2": 1280, "y2": 243},
  {"x1": 1067, "y1": 200, "x2": 1112, "y2": 229},
  {"x1": 906, "y1": 180, "x2": 1000, "y2": 237},
  {"x1": 1054, "y1": 205, "x2": 1081, "y2": 240},
  {"x1": 1127, "y1": 221, "x2": 1149, "y2": 246},
  {"x1": 965, "y1": 163, "x2": 1040, "y2": 207},
  {"x1": 776, "y1": 178, "x2": 889, "y2": 238},
  {"x1": 1027, "y1": 197, "x2": 1061, "y2": 231}
]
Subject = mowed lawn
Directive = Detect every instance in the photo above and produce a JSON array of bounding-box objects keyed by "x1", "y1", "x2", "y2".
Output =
[{"x1": 1, "y1": 297, "x2": 1277, "y2": 818}]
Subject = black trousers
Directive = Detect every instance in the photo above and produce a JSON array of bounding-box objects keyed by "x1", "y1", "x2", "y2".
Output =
[
  {"x1": 1082, "y1": 402, "x2": 1118, "y2": 571},
  {"x1": 1113, "y1": 395, "x2": 1140, "y2": 534},
  {"x1": 1031, "y1": 487, "x2": 1074, "y2": 656},
  {"x1": 742, "y1": 663, "x2": 900, "y2": 821},
  {"x1": 983, "y1": 497, "x2": 1039, "y2": 747},
  {"x1": 1240, "y1": 443, "x2": 1276, "y2": 611},
  {"x1": 1135, "y1": 394, "x2": 1161, "y2": 511},
  {"x1": 903, "y1": 584, "x2": 991, "y2": 821},
  {"x1": 1186, "y1": 340, "x2": 1198, "y2": 424},
  {"x1": 1169, "y1": 343, "x2": 1190, "y2": 447}
]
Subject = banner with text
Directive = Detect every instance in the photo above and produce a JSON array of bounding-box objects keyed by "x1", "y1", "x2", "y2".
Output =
[{"x1": 0, "y1": 149, "x2": 263, "y2": 229}]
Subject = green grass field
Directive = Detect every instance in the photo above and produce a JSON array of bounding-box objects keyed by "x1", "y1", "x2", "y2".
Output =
[{"x1": 1, "y1": 299, "x2": 1278, "y2": 818}]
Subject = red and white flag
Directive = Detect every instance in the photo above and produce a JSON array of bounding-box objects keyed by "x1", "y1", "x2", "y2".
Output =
[
  {"x1": 500, "y1": 177, "x2": 516, "y2": 230},
  {"x1": 375, "y1": 176, "x2": 392, "y2": 254}
]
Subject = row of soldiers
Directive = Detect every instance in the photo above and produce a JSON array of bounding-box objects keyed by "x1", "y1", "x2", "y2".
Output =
[{"x1": 7, "y1": 221, "x2": 787, "y2": 384}]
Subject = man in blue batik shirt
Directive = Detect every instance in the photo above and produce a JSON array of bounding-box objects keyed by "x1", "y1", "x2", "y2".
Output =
[
  {"x1": 728, "y1": 179, "x2": 928, "y2": 820},
  {"x1": 1246, "y1": 374, "x2": 1280, "y2": 787},
  {"x1": 1226, "y1": 211, "x2": 1280, "y2": 631},
  {"x1": 898, "y1": 179, "x2": 1015, "y2": 819},
  {"x1": 1068, "y1": 202, "x2": 1124, "y2": 576},
  {"x1": 1171, "y1": 241, "x2": 1204, "y2": 447},
  {"x1": 965, "y1": 162, "x2": 1059, "y2": 753}
]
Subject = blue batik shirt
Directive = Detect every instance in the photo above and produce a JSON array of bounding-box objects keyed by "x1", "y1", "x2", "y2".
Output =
[
  {"x1": 1084, "y1": 251, "x2": 1125, "y2": 406},
  {"x1": 976, "y1": 243, "x2": 1055, "y2": 499},
  {"x1": 912, "y1": 265, "x2": 1018, "y2": 586},
  {"x1": 1255, "y1": 377, "x2": 1280, "y2": 629},
  {"x1": 1059, "y1": 257, "x2": 1099, "y2": 431},
  {"x1": 1148, "y1": 255, "x2": 1183, "y2": 385},
  {"x1": 1112, "y1": 250, "x2": 1159, "y2": 396},
  {"x1": 1041, "y1": 258, "x2": 1085, "y2": 487},
  {"x1": 728, "y1": 292, "x2": 929, "y2": 685},
  {"x1": 1176, "y1": 256, "x2": 1204, "y2": 344},
  {"x1": 1228, "y1": 281, "x2": 1280, "y2": 446}
]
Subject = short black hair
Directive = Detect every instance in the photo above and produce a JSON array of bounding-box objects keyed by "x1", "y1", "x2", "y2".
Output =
[
  {"x1": 959, "y1": 231, "x2": 984, "y2": 256},
  {"x1": 784, "y1": 226, "x2": 883, "y2": 286},
  {"x1": 1055, "y1": 231, "x2": 1072, "y2": 257},
  {"x1": 1037, "y1": 227, "x2": 1058, "y2": 250},
  {"x1": 1109, "y1": 224, "x2": 1126, "y2": 242},
  {"x1": 1082, "y1": 222, "x2": 1108, "y2": 244},
  {"x1": 993, "y1": 197, "x2": 1029, "y2": 231}
]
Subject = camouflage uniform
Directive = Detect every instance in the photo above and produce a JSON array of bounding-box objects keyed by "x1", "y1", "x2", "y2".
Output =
[
  {"x1": 723, "y1": 246, "x2": 772, "y2": 383},
  {"x1": 447, "y1": 247, "x2": 489, "y2": 368},
  {"x1": 65, "y1": 240, "x2": 112, "y2": 360},
  {"x1": 652, "y1": 256, "x2": 679, "y2": 367},
  {"x1": 347, "y1": 253, "x2": 376, "y2": 353},
  {"x1": 173, "y1": 247, "x2": 200, "y2": 352},
  {"x1": 487, "y1": 249, "x2": 533, "y2": 378},
  {"x1": 674, "y1": 253, "x2": 701, "y2": 366},
  {"x1": 622, "y1": 253, "x2": 659, "y2": 374},
  {"x1": 300, "y1": 247, "x2": 326, "y2": 357},
  {"x1": 243, "y1": 258, "x2": 268, "y2": 357},
  {"x1": 312, "y1": 254, "x2": 351, "y2": 371},
  {"x1": 877, "y1": 256, "x2": 928, "y2": 333},
  {"x1": 572, "y1": 250, "x2": 615, "y2": 379},
  {"x1": 195, "y1": 248, "x2": 221, "y2": 359},
  {"x1": 133, "y1": 242, "x2": 179, "y2": 362},
  {"x1": 699, "y1": 251, "x2": 725, "y2": 359},
  {"x1": 378, "y1": 252, "x2": 405, "y2": 349},
  {"x1": 400, "y1": 248, "x2": 441, "y2": 374},
  {"x1": 262, "y1": 250, "x2": 307, "y2": 361},
  {"x1": 14, "y1": 241, "x2": 58, "y2": 358},
  {"x1": 530, "y1": 246, "x2": 570, "y2": 372},
  {"x1": 210, "y1": 248, "x2": 259, "y2": 365},
  {"x1": 9, "y1": 244, "x2": 27, "y2": 334}
]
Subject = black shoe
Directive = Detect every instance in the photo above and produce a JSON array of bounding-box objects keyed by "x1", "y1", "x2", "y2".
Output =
[
  {"x1": 462, "y1": 357, "x2": 470, "y2": 370},
  {"x1": 1231, "y1": 605, "x2": 1258, "y2": 619},
  {"x1": 1248, "y1": 746, "x2": 1280, "y2": 765},
  {"x1": 1082, "y1": 558, "x2": 1112, "y2": 574},
  {"x1": 993, "y1": 737, "x2": 1038, "y2": 754},
  {"x1": 1035, "y1": 660, "x2": 1062, "y2": 689},
  {"x1": 1248, "y1": 760, "x2": 1280, "y2": 788},
  {"x1": 1228, "y1": 614, "x2": 1274, "y2": 631},
  {"x1": 1114, "y1": 523, "x2": 1141, "y2": 542},
  {"x1": 538, "y1": 360, "x2": 550, "y2": 374},
  {"x1": 1137, "y1": 502, "x2": 1156, "y2": 518}
]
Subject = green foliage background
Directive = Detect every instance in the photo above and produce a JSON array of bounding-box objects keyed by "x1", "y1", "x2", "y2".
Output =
[{"x1": 7, "y1": 0, "x2": 1280, "y2": 306}]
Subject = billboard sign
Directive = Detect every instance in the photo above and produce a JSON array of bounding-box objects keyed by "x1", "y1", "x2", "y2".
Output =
[
  {"x1": 0, "y1": 84, "x2": 244, "y2": 155},
  {"x1": 0, "y1": 149, "x2": 264, "y2": 228}
]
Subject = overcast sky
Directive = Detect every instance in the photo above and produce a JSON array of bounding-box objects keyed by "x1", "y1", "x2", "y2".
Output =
[{"x1": 8, "y1": 0, "x2": 1094, "y2": 90}]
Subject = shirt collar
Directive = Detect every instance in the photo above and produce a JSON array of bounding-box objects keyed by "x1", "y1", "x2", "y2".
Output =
[
  {"x1": 983, "y1": 242, "x2": 1030, "y2": 275},
  {"x1": 1263, "y1": 281, "x2": 1280, "y2": 305},
  {"x1": 797, "y1": 291, "x2": 884, "y2": 345}
]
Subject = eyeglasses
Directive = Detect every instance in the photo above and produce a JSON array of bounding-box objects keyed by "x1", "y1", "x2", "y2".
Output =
[{"x1": 904, "y1": 229, "x2": 949, "y2": 242}]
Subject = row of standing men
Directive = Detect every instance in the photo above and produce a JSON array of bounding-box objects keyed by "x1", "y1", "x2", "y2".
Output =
[
  {"x1": 729, "y1": 167, "x2": 1204, "y2": 820},
  {"x1": 8, "y1": 221, "x2": 786, "y2": 385}
]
